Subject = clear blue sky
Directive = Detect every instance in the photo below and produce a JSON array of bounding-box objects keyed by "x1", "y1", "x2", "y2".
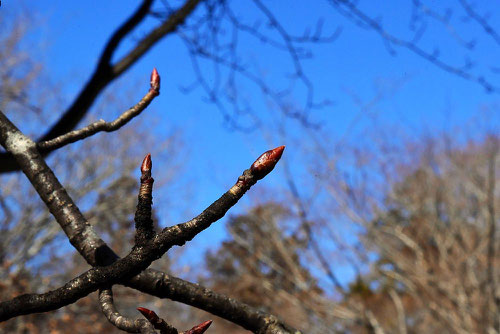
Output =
[{"x1": 5, "y1": 0, "x2": 500, "y2": 283}]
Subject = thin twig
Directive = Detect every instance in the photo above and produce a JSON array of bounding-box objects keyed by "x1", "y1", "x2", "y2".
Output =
[
  {"x1": 459, "y1": 0, "x2": 500, "y2": 46},
  {"x1": 283, "y1": 158, "x2": 346, "y2": 293},
  {"x1": 329, "y1": 0, "x2": 497, "y2": 93},
  {"x1": 135, "y1": 153, "x2": 156, "y2": 245},
  {"x1": 99, "y1": 287, "x2": 157, "y2": 334},
  {"x1": 37, "y1": 69, "x2": 160, "y2": 153}
]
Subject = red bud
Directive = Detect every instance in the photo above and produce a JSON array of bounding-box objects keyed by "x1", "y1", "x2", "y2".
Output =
[
  {"x1": 138, "y1": 307, "x2": 210, "y2": 334},
  {"x1": 250, "y1": 145, "x2": 285, "y2": 178},
  {"x1": 183, "y1": 320, "x2": 213, "y2": 334},
  {"x1": 137, "y1": 307, "x2": 158, "y2": 321},
  {"x1": 141, "y1": 153, "x2": 152, "y2": 174},
  {"x1": 150, "y1": 68, "x2": 160, "y2": 93}
]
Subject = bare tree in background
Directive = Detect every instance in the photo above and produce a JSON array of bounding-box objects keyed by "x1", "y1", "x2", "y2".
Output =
[
  {"x1": 345, "y1": 134, "x2": 499, "y2": 334},
  {"x1": 205, "y1": 203, "x2": 332, "y2": 333},
  {"x1": 202, "y1": 129, "x2": 498, "y2": 333}
]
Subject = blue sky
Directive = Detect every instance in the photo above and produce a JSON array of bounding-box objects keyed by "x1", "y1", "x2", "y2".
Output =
[{"x1": 5, "y1": 1, "x2": 500, "y2": 283}]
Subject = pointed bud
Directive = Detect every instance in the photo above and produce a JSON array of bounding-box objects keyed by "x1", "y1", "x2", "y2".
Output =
[
  {"x1": 141, "y1": 153, "x2": 152, "y2": 174},
  {"x1": 150, "y1": 68, "x2": 160, "y2": 93},
  {"x1": 137, "y1": 307, "x2": 158, "y2": 321},
  {"x1": 183, "y1": 320, "x2": 213, "y2": 334},
  {"x1": 250, "y1": 145, "x2": 285, "y2": 179},
  {"x1": 139, "y1": 153, "x2": 154, "y2": 197},
  {"x1": 137, "y1": 307, "x2": 176, "y2": 332}
]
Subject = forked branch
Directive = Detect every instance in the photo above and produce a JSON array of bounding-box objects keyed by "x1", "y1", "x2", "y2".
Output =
[{"x1": 0, "y1": 142, "x2": 286, "y2": 324}]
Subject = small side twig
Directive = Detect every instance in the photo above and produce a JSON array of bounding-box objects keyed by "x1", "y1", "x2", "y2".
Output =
[
  {"x1": 37, "y1": 68, "x2": 161, "y2": 153},
  {"x1": 137, "y1": 307, "x2": 212, "y2": 334},
  {"x1": 156, "y1": 146, "x2": 286, "y2": 250},
  {"x1": 135, "y1": 153, "x2": 155, "y2": 245}
]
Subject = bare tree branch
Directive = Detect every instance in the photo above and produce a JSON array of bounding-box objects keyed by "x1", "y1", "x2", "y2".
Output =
[
  {"x1": 135, "y1": 153, "x2": 156, "y2": 246},
  {"x1": 0, "y1": 109, "x2": 299, "y2": 333},
  {"x1": 37, "y1": 68, "x2": 160, "y2": 153},
  {"x1": 0, "y1": 119, "x2": 289, "y2": 332},
  {"x1": 459, "y1": 0, "x2": 500, "y2": 46},
  {"x1": 328, "y1": 0, "x2": 498, "y2": 93},
  {"x1": 0, "y1": 0, "x2": 201, "y2": 173},
  {"x1": 283, "y1": 159, "x2": 345, "y2": 293},
  {"x1": 0, "y1": 110, "x2": 112, "y2": 265},
  {"x1": 129, "y1": 269, "x2": 301, "y2": 334}
]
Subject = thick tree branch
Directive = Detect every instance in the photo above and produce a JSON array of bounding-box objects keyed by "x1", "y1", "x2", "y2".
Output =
[
  {"x1": 0, "y1": 233, "x2": 166, "y2": 321},
  {"x1": 0, "y1": 111, "x2": 113, "y2": 265},
  {"x1": 0, "y1": 178, "x2": 278, "y2": 322},
  {"x1": 128, "y1": 271, "x2": 301, "y2": 334},
  {"x1": 112, "y1": 0, "x2": 201, "y2": 77}
]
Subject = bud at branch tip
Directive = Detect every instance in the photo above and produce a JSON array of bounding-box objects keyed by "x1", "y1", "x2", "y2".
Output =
[
  {"x1": 141, "y1": 153, "x2": 152, "y2": 174},
  {"x1": 250, "y1": 145, "x2": 285, "y2": 177},
  {"x1": 150, "y1": 68, "x2": 160, "y2": 93},
  {"x1": 137, "y1": 306, "x2": 157, "y2": 320},
  {"x1": 185, "y1": 320, "x2": 213, "y2": 334}
]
